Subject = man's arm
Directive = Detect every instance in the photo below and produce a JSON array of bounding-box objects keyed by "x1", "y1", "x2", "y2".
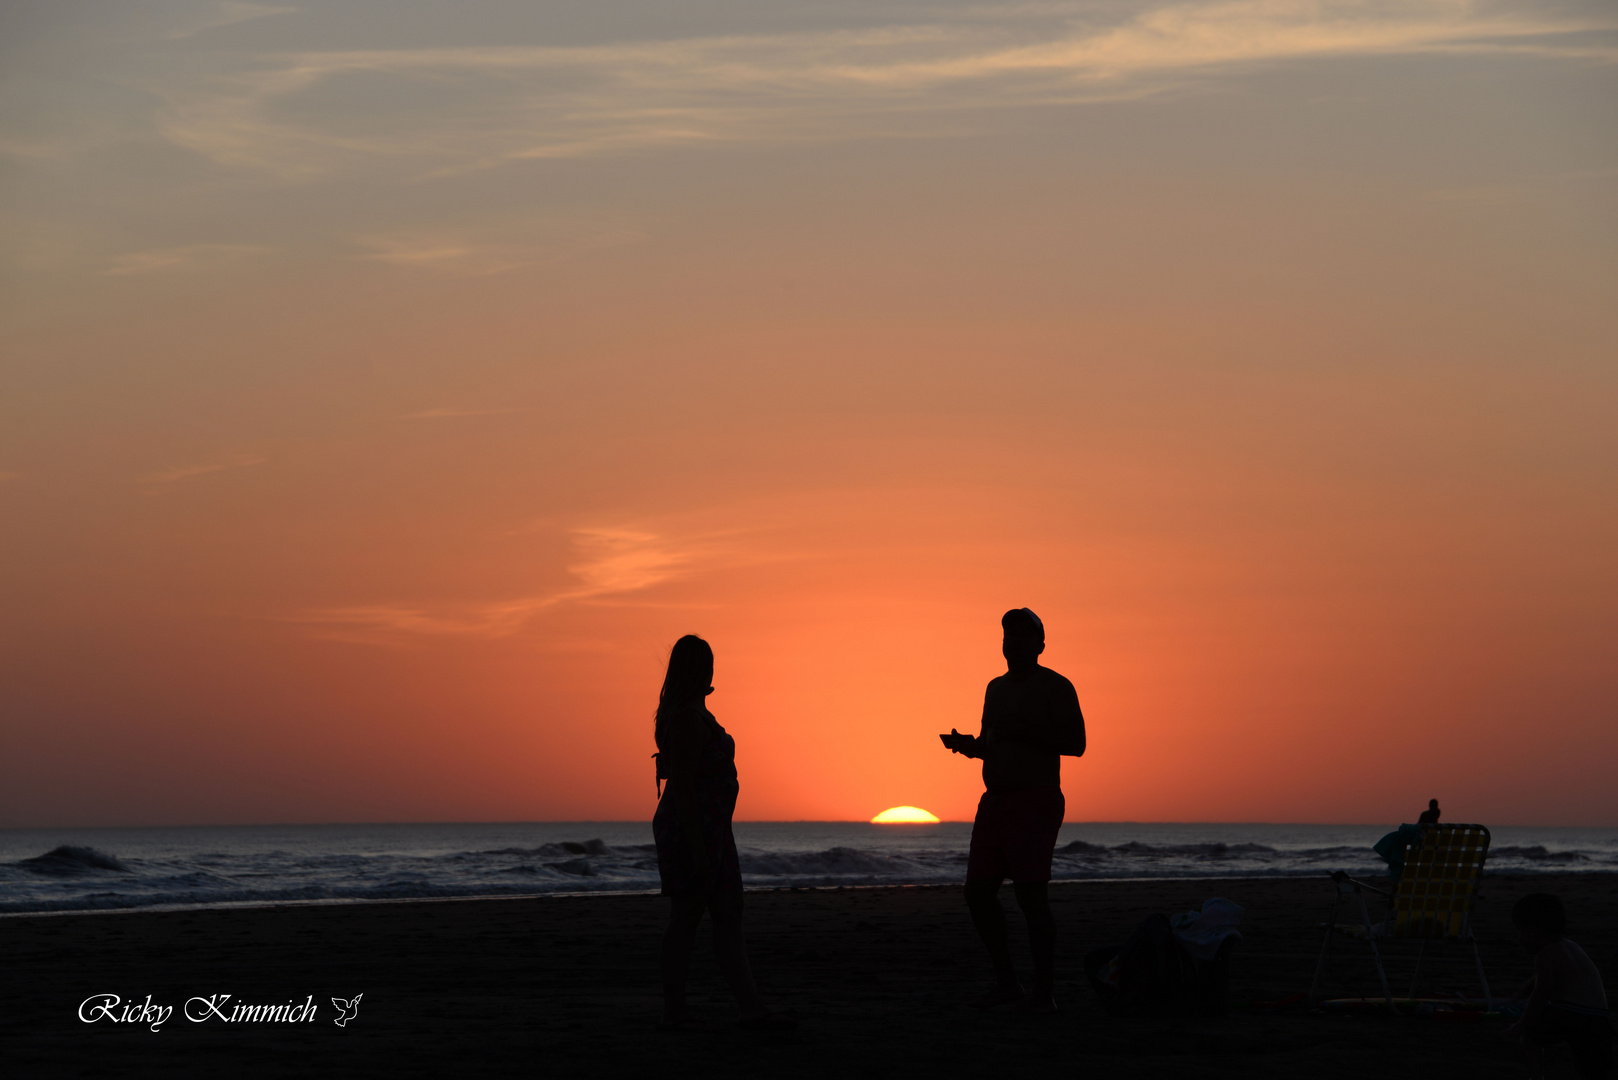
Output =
[
  {"x1": 941, "y1": 687, "x2": 995, "y2": 759},
  {"x1": 1053, "y1": 678, "x2": 1085, "y2": 757},
  {"x1": 1510, "y1": 947, "x2": 1553, "y2": 1038}
]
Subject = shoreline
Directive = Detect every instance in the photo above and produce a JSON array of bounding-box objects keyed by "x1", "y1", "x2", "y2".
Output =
[
  {"x1": 7, "y1": 819, "x2": 1615, "y2": 828},
  {"x1": 9, "y1": 868, "x2": 1618, "y2": 921}
]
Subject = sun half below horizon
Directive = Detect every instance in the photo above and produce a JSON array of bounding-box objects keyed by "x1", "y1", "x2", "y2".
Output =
[{"x1": 871, "y1": 807, "x2": 942, "y2": 825}]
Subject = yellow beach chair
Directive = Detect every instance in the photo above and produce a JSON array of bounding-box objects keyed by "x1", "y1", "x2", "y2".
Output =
[{"x1": 1309, "y1": 823, "x2": 1493, "y2": 1011}]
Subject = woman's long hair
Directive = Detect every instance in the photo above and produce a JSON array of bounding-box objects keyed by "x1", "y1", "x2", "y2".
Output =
[{"x1": 654, "y1": 634, "x2": 714, "y2": 751}]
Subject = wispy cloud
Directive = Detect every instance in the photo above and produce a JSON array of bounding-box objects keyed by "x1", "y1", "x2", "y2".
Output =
[
  {"x1": 105, "y1": 244, "x2": 269, "y2": 276},
  {"x1": 167, "y1": 2, "x2": 295, "y2": 40},
  {"x1": 354, "y1": 219, "x2": 644, "y2": 275},
  {"x1": 140, "y1": 454, "x2": 268, "y2": 485},
  {"x1": 354, "y1": 234, "x2": 534, "y2": 276},
  {"x1": 397, "y1": 407, "x2": 530, "y2": 420},
  {"x1": 295, "y1": 526, "x2": 715, "y2": 641},
  {"x1": 141, "y1": 0, "x2": 1615, "y2": 176},
  {"x1": 567, "y1": 527, "x2": 694, "y2": 595}
]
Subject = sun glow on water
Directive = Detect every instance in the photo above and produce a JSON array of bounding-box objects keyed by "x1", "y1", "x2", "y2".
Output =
[{"x1": 870, "y1": 806, "x2": 941, "y2": 824}]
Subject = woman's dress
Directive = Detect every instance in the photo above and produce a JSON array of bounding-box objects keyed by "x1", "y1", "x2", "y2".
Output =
[{"x1": 653, "y1": 706, "x2": 743, "y2": 897}]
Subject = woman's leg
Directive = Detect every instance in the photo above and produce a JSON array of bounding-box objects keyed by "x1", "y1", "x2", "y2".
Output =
[
  {"x1": 661, "y1": 894, "x2": 707, "y2": 1022},
  {"x1": 709, "y1": 888, "x2": 767, "y2": 1018}
]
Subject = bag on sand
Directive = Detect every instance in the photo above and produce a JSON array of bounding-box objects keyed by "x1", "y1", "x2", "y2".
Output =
[{"x1": 1085, "y1": 913, "x2": 1236, "y2": 1018}]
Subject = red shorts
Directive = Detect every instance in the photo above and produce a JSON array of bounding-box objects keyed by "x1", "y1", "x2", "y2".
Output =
[{"x1": 967, "y1": 786, "x2": 1065, "y2": 883}]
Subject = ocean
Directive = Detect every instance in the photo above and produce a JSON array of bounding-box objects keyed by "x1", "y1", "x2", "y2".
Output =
[{"x1": 2, "y1": 821, "x2": 1612, "y2": 916}]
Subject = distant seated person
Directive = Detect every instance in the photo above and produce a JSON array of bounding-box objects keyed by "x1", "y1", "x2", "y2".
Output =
[
  {"x1": 1506, "y1": 893, "x2": 1611, "y2": 1080},
  {"x1": 1418, "y1": 799, "x2": 1441, "y2": 825}
]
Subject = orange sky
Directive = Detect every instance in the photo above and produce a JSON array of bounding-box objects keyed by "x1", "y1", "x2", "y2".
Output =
[{"x1": 2, "y1": 0, "x2": 1615, "y2": 828}]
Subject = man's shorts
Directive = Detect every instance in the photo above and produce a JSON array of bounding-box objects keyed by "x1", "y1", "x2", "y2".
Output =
[{"x1": 967, "y1": 786, "x2": 1065, "y2": 884}]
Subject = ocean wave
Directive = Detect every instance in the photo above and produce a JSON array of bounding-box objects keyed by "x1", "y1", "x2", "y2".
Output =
[
  {"x1": 545, "y1": 858, "x2": 597, "y2": 877},
  {"x1": 741, "y1": 847, "x2": 922, "y2": 877},
  {"x1": 4, "y1": 827, "x2": 1611, "y2": 916},
  {"x1": 17, "y1": 846, "x2": 131, "y2": 875},
  {"x1": 0, "y1": 877, "x2": 640, "y2": 915},
  {"x1": 1106, "y1": 842, "x2": 1278, "y2": 859},
  {"x1": 1052, "y1": 841, "x2": 1283, "y2": 859},
  {"x1": 1292, "y1": 846, "x2": 1376, "y2": 859},
  {"x1": 478, "y1": 840, "x2": 610, "y2": 858},
  {"x1": 1493, "y1": 845, "x2": 1589, "y2": 863}
]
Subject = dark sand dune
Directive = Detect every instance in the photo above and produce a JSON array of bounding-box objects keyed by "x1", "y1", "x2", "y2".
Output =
[{"x1": 4, "y1": 873, "x2": 1613, "y2": 1078}]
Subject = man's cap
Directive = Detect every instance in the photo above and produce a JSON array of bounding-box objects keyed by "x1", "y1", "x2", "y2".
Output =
[{"x1": 1001, "y1": 607, "x2": 1044, "y2": 637}]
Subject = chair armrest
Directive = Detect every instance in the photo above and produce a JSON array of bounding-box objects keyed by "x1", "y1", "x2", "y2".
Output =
[{"x1": 1327, "y1": 870, "x2": 1389, "y2": 897}]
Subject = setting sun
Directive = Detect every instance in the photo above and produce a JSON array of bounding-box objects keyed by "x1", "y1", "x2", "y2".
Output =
[{"x1": 871, "y1": 806, "x2": 941, "y2": 824}]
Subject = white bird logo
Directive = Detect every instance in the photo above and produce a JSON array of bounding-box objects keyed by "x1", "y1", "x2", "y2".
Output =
[{"x1": 331, "y1": 994, "x2": 363, "y2": 1027}]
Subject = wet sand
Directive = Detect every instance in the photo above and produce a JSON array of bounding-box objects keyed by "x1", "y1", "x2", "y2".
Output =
[{"x1": 4, "y1": 873, "x2": 1613, "y2": 1078}]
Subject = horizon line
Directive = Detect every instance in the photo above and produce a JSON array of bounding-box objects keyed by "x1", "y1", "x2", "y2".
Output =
[{"x1": 4, "y1": 818, "x2": 1613, "y2": 832}]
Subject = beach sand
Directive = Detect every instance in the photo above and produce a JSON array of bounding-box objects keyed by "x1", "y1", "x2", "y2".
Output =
[{"x1": 5, "y1": 873, "x2": 1613, "y2": 1078}]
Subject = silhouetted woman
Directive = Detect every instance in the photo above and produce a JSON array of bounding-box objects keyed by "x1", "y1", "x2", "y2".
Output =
[{"x1": 653, "y1": 635, "x2": 790, "y2": 1029}]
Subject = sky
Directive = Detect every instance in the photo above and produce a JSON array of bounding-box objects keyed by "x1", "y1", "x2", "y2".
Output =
[{"x1": 1, "y1": 0, "x2": 1615, "y2": 829}]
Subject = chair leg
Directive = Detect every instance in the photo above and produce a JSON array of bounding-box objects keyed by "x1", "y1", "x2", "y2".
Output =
[
  {"x1": 1407, "y1": 938, "x2": 1426, "y2": 1000},
  {"x1": 1360, "y1": 892, "x2": 1395, "y2": 1011},
  {"x1": 1310, "y1": 893, "x2": 1341, "y2": 1005},
  {"x1": 1472, "y1": 938, "x2": 1493, "y2": 1011}
]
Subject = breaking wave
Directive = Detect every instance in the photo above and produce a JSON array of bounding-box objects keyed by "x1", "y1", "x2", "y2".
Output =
[
  {"x1": 17, "y1": 846, "x2": 131, "y2": 875},
  {"x1": 1494, "y1": 845, "x2": 1589, "y2": 863},
  {"x1": 2, "y1": 825, "x2": 1611, "y2": 915}
]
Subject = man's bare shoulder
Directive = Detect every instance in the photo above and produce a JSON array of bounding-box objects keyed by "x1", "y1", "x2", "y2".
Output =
[
  {"x1": 1031, "y1": 665, "x2": 1077, "y2": 695},
  {"x1": 1553, "y1": 938, "x2": 1604, "y2": 977},
  {"x1": 1544, "y1": 938, "x2": 1609, "y2": 1008},
  {"x1": 986, "y1": 666, "x2": 1080, "y2": 696}
]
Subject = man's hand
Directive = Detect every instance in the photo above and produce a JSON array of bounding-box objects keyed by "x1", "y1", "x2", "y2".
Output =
[{"x1": 940, "y1": 729, "x2": 976, "y2": 756}]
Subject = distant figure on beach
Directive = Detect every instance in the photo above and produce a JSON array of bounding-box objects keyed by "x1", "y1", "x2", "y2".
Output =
[
  {"x1": 1506, "y1": 893, "x2": 1611, "y2": 1079},
  {"x1": 941, "y1": 608, "x2": 1086, "y2": 1012},
  {"x1": 652, "y1": 635, "x2": 792, "y2": 1030},
  {"x1": 1418, "y1": 799, "x2": 1441, "y2": 825}
]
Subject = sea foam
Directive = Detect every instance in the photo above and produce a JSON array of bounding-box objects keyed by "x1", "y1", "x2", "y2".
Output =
[{"x1": 1, "y1": 823, "x2": 1611, "y2": 915}]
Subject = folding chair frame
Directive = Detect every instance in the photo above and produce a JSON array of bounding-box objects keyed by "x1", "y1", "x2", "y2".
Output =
[{"x1": 1309, "y1": 824, "x2": 1493, "y2": 1013}]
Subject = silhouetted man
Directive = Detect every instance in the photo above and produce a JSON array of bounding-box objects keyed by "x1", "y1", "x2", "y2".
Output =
[
  {"x1": 942, "y1": 608, "x2": 1086, "y2": 1011},
  {"x1": 1419, "y1": 799, "x2": 1441, "y2": 825}
]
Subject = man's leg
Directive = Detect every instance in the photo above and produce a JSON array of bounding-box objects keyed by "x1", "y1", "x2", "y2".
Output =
[
  {"x1": 1013, "y1": 881, "x2": 1057, "y2": 1011},
  {"x1": 966, "y1": 877, "x2": 1023, "y2": 1006}
]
